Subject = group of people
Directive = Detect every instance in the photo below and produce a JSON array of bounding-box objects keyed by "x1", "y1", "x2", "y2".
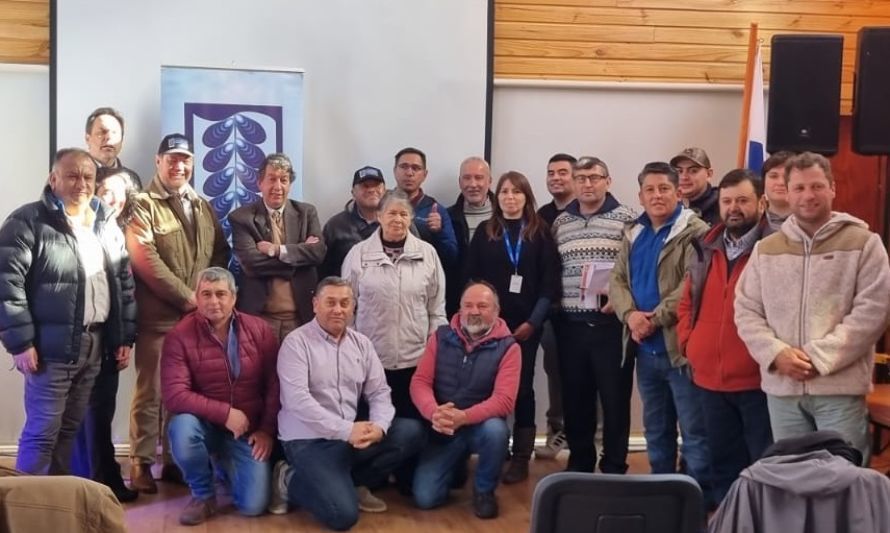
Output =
[{"x1": 1, "y1": 105, "x2": 888, "y2": 530}]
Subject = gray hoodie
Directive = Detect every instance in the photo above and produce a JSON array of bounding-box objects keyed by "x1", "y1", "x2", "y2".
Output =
[{"x1": 709, "y1": 450, "x2": 890, "y2": 533}]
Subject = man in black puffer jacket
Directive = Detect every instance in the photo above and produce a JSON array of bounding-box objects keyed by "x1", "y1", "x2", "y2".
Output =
[{"x1": 0, "y1": 148, "x2": 137, "y2": 475}]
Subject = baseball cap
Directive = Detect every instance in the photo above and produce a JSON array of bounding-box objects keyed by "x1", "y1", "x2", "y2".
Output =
[
  {"x1": 353, "y1": 165, "x2": 385, "y2": 186},
  {"x1": 669, "y1": 147, "x2": 711, "y2": 169},
  {"x1": 157, "y1": 133, "x2": 194, "y2": 157}
]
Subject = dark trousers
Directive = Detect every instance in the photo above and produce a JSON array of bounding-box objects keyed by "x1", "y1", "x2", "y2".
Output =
[
  {"x1": 281, "y1": 418, "x2": 424, "y2": 531},
  {"x1": 510, "y1": 325, "x2": 543, "y2": 429},
  {"x1": 71, "y1": 357, "x2": 124, "y2": 487},
  {"x1": 385, "y1": 367, "x2": 422, "y2": 420},
  {"x1": 556, "y1": 319, "x2": 633, "y2": 473},
  {"x1": 699, "y1": 387, "x2": 773, "y2": 503}
]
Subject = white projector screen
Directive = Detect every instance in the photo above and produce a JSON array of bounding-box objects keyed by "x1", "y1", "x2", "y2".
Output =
[
  {"x1": 53, "y1": 0, "x2": 491, "y2": 221},
  {"x1": 42, "y1": 0, "x2": 489, "y2": 449}
]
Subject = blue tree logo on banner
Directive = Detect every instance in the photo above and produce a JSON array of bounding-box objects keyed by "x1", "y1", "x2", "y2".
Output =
[
  {"x1": 202, "y1": 113, "x2": 265, "y2": 222},
  {"x1": 184, "y1": 103, "x2": 284, "y2": 272}
]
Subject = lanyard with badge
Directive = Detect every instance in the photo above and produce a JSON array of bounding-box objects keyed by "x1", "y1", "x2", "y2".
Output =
[{"x1": 503, "y1": 223, "x2": 524, "y2": 293}]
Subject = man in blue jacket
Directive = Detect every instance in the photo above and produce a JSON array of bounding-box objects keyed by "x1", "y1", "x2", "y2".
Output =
[
  {"x1": 393, "y1": 147, "x2": 458, "y2": 268},
  {"x1": 0, "y1": 148, "x2": 137, "y2": 475}
]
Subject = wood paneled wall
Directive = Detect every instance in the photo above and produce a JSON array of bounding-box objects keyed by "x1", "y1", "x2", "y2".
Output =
[
  {"x1": 0, "y1": 0, "x2": 48, "y2": 64},
  {"x1": 495, "y1": 0, "x2": 890, "y2": 114}
]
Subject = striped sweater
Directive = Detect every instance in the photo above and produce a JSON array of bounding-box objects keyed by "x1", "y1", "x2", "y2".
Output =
[{"x1": 552, "y1": 194, "x2": 637, "y2": 321}]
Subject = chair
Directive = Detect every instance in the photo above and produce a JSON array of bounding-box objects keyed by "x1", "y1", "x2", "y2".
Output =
[
  {"x1": 867, "y1": 383, "x2": 890, "y2": 454},
  {"x1": 868, "y1": 353, "x2": 890, "y2": 454},
  {"x1": 530, "y1": 472, "x2": 703, "y2": 533}
]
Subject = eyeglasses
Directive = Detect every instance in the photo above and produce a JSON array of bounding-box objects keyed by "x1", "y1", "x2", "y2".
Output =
[
  {"x1": 573, "y1": 173, "x2": 608, "y2": 183},
  {"x1": 397, "y1": 163, "x2": 424, "y2": 173},
  {"x1": 674, "y1": 165, "x2": 704, "y2": 175}
]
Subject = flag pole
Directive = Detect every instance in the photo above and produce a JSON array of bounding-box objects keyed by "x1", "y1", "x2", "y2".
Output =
[{"x1": 737, "y1": 23, "x2": 759, "y2": 168}]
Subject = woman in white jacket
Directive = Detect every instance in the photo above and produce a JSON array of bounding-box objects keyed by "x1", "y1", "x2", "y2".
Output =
[{"x1": 342, "y1": 190, "x2": 447, "y2": 419}]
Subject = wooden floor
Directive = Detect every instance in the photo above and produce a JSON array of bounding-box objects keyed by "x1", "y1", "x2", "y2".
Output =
[
  {"x1": 2, "y1": 446, "x2": 888, "y2": 532},
  {"x1": 119, "y1": 452, "x2": 650, "y2": 533}
]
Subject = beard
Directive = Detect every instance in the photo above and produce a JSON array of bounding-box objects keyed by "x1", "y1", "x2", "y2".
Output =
[
  {"x1": 724, "y1": 213, "x2": 758, "y2": 238},
  {"x1": 461, "y1": 314, "x2": 492, "y2": 338}
]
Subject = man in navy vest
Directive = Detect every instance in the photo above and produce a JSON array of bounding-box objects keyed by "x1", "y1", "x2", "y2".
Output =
[{"x1": 409, "y1": 281, "x2": 521, "y2": 520}]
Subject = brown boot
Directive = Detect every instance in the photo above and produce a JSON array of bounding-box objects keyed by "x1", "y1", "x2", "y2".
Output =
[
  {"x1": 179, "y1": 496, "x2": 217, "y2": 526},
  {"x1": 502, "y1": 426, "x2": 536, "y2": 484},
  {"x1": 129, "y1": 463, "x2": 158, "y2": 494}
]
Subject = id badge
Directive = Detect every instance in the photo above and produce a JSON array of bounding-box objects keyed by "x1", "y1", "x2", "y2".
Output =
[{"x1": 509, "y1": 274, "x2": 523, "y2": 294}]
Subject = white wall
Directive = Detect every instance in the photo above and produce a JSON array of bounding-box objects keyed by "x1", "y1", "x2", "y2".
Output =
[
  {"x1": 491, "y1": 81, "x2": 748, "y2": 211},
  {"x1": 54, "y1": 0, "x2": 490, "y2": 223},
  {"x1": 0, "y1": 65, "x2": 53, "y2": 446}
]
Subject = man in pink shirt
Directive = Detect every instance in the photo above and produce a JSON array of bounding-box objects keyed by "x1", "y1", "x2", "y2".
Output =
[{"x1": 410, "y1": 281, "x2": 521, "y2": 520}]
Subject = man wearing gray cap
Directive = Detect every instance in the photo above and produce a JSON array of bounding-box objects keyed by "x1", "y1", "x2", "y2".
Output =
[
  {"x1": 126, "y1": 133, "x2": 230, "y2": 493},
  {"x1": 670, "y1": 147, "x2": 719, "y2": 226},
  {"x1": 230, "y1": 152, "x2": 326, "y2": 341},
  {"x1": 320, "y1": 165, "x2": 388, "y2": 278}
]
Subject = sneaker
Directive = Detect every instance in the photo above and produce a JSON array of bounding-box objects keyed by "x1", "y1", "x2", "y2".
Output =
[
  {"x1": 267, "y1": 460, "x2": 290, "y2": 515},
  {"x1": 179, "y1": 496, "x2": 217, "y2": 526},
  {"x1": 534, "y1": 430, "x2": 567, "y2": 460},
  {"x1": 472, "y1": 490, "x2": 499, "y2": 519},
  {"x1": 355, "y1": 486, "x2": 387, "y2": 513}
]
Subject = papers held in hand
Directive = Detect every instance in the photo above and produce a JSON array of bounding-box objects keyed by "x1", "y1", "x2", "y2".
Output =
[{"x1": 580, "y1": 261, "x2": 614, "y2": 311}]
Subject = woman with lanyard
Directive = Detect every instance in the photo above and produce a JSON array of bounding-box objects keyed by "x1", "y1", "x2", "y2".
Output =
[{"x1": 465, "y1": 171, "x2": 560, "y2": 483}]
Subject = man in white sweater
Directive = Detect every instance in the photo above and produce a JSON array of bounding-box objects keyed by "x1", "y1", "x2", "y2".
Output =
[{"x1": 735, "y1": 151, "x2": 890, "y2": 463}]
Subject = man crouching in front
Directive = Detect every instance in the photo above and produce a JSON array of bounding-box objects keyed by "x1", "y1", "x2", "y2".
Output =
[
  {"x1": 270, "y1": 276, "x2": 425, "y2": 531},
  {"x1": 410, "y1": 281, "x2": 521, "y2": 519},
  {"x1": 161, "y1": 267, "x2": 280, "y2": 525}
]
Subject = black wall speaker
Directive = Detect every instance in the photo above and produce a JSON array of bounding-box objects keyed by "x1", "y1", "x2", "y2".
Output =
[
  {"x1": 767, "y1": 34, "x2": 843, "y2": 155},
  {"x1": 853, "y1": 27, "x2": 890, "y2": 155}
]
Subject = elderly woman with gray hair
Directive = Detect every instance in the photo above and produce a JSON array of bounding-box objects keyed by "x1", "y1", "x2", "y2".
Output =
[{"x1": 342, "y1": 190, "x2": 447, "y2": 419}]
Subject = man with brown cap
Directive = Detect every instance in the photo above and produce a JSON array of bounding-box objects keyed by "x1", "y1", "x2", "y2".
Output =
[
  {"x1": 670, "y1": 147, "x2": 719, "y2": 226},
  {"x1": 126, "y1": 133, "x2": 230, "y2": 493}
]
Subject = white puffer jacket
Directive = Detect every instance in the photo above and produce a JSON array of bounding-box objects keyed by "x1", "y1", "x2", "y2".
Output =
[{"x1": 342, "y1": 230, "x2": 447, "y2": 370}]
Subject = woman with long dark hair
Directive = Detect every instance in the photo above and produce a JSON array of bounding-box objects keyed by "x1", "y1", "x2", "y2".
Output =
[{"x1": 465, "y1": 171, "x2": 560, "y2": 483}]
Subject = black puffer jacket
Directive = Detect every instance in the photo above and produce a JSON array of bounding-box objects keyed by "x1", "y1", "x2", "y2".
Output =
[{"x1": 0, "y1": 186, "x2": 137, "y2": 364}]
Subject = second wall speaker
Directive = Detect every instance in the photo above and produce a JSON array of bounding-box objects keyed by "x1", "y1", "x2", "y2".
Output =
[{"x1": 853, "y1": 27, "x2": 890, "y2": 155}]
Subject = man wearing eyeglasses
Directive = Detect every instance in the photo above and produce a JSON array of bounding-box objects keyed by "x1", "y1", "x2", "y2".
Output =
[
  {"x1": 393, "y1": 147, "x2": 458, "y2": 268},
  {"x1": 670, "y1": 147, "x2": 719, "y2": 226},
  {"x1": 550, "y1": 156, "x2": 637, "y2": 474}
]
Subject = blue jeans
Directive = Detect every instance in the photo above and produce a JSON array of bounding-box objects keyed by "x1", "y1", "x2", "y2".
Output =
[
  {"x1": 699, "y1": 387, "x2": 773, "y2": 503},
  {"x1": 767, "y1": 394, "x2": 870, "y2": 465},
  {"x1": 635, "y1": 350, "x2": 714, "y2": 505},
  {"x1": 413, "y1": 417, "x2": 509, "y2": 509},
  {"x1": 281, "y1": 417, "x2": 424, "y2": 531},
  {"x1": 167, "y1": 414, "x2": 270, "y2": 516},
  {"x1": 17, "y1": 330, "x2": 102, "y2": 475}
]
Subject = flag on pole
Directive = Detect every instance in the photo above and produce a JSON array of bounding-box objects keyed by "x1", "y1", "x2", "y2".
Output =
[{"x1": 745, "y1": 42, "x2": 766, "y2": 174}]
